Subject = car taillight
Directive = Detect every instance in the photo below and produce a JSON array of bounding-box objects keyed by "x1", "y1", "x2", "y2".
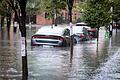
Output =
[
  {"x1": 58, "y1": 37, "x2": 64, "y2": 41},
  {"x1": 113, "y1": 24, "x2": 116, "y2": 26},
  {"x1": 80, "y1": 33, "x2": 84, "y2": 38},
  {"x1": 32, "y1": 36, "x2": 37, "y2": 38},
  {"x1": 32, "y1": 36, "x2": 45, "y2": 38}
]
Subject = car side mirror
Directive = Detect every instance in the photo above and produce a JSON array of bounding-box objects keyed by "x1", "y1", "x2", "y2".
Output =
[{"x1": 65, "y1": 35, "x2": 70, "y2": 38}]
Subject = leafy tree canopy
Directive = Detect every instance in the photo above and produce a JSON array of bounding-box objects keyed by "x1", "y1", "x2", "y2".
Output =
[
  {"x1": 76, "y1": 0, "x2": 120, "y2": 28},
  {"x1": 27, "y1": 0, "x2": 66, "y2": 19}
]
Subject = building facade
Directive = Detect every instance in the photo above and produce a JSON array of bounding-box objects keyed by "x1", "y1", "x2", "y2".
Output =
[{"x1": 35, "y1": 0, "x2": 80, "y2": 25}]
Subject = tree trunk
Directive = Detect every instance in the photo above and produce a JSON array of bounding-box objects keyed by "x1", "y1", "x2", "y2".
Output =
[
  {"x1": 116, "y1": 19, "x2": 117, "y2": 35},
  {"x1": 55, "y1": 10, "x2": 57, "y2": 26},
  {"x1": 69, "y1": 8, "x2": 72, "y2": 22},
  {"x1": 1, "y1": 16, "x2": 5, "y2": 28},
  {"x1": 96, "y1": 27, "x2": 99, "y2": 52},
  {"x1": 6, "y1": 13, "x2": 11, "y2": 35},
  {"x1": 18, "y1": 0, "x2": 28, "y2": 80},
  {"x1": 67, "y1": 0, "x2": 74, "y2": 61},
  {"x1": 69, "y1": 7, "x2": 74, "y2": 60},
  {"x1": 8, "y1": 0, "x2": 28, "y2": 79}
]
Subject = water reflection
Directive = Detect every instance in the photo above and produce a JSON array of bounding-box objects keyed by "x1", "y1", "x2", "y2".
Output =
[{"x1": 0, "y1": 26, "x2": 22, "y2": 80}]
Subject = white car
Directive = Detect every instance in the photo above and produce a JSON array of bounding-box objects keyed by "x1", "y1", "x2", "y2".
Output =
[
  {"x1": 76, "y1": 22, "x2": 91, "y2": 29},
  {"x1": 72, "y1": 26, "x2": 90, "y2": 42},
  {"x1": 66, "y1": 23, "x2": 91, "y2": 43},
  {"x1": 31, "y1": 25, "x2": 71, "y2": 47}
]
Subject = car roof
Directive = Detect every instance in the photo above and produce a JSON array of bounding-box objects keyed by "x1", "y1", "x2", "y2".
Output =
[
  {"x1": 76, "y1": 22, "x2": 87, "y2": 25},
  {"x1": 72, "y1": 26, "x2": 84, "y2": 33},
  {"x1": 66, "y1": 26, "x2": 84, "y2": 34},
  {"x1": 76, "y1": 22, "x2": 91, "y2": 29},
  {"x1": 35, "y1": 25, "x2": 67, "y2": 36}
]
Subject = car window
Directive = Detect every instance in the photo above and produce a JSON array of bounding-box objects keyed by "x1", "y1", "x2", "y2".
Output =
[
  {"x1": 82, "y1": 27, "x2": 89, "y2": 35},
  {"x1": 76, "y1": 22, "x2": 89, "y2": 26},
  {"x1": 76, "y1": 24, "x2": 88, "y2": 26},
  {"x1": 63, "y1": 29, "x2": 70, "y2": 36}
]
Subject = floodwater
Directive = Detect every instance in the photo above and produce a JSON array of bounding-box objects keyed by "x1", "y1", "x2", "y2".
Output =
[
  {"x1": 0, "y1": 26, "x2": 22, "y2": 80},
  {"x1": 0, "y1": 26, "x2": 120, "y2": 80}
]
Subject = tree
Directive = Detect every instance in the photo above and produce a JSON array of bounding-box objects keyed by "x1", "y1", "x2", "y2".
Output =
[
  {"x1": 78, "y1": 0, "x2": 112, "y2": 50},
  {"x1": 67, "y1": 0, "x2": 74, "y2": 60},
  {"x1": 41, "y1": 0, "x2": 66, "y2": 25},
  {"x1": 81, "y1": 0, "x2": 111, "y2": 28},
  {"x1": 109, "y1": 0, "x2": 120, "y2": 34},
  {"x1": 0, "y1": 0, "x2": 12, "y2": 33},
  {"x1": 26, "y1": 0, "x2": 42, "y2": 24},
  {"x1": 3, "y1": 0, "x2": 28, "y2": 80}
]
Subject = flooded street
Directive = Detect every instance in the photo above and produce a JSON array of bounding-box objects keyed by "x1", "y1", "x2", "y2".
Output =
[
  {"x1": 0, "y1": 27, "x2": 22, "y2": 80},
  {"x1": 0, "y1": 26, "x2": 120, "y2": 80}
]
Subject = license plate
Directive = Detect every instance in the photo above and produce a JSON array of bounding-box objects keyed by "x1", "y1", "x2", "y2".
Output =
[{"x1": 43, "y1": 45, "x2": 53, "y2": 48}]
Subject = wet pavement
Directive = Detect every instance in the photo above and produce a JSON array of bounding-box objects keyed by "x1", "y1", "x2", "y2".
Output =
[{"x1": 0, "y1": 26, "x2": 120, "y2": 80}]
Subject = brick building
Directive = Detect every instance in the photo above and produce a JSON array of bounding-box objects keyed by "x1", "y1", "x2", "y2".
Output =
[{"x1": 34, "y1": 0, "x2": 80, "y2": 25}]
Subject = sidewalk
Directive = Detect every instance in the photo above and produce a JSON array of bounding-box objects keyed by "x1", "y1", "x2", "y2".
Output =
[
  {"x1": 93, "y1": 48, "x2": 120, "y2": 80},
  {"x1": 92, "y1": 30, "x2": 120, "y2": 80}
]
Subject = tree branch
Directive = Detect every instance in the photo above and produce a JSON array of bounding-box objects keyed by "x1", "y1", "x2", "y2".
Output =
[{"x1": 8, "y1": 0, "x2": 20, "y2": 23}]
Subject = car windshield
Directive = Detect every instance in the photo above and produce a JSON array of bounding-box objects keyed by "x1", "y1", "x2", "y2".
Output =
[
  {"x1": 76, "y1": 22, "x2": 88, "y2": 26},
  {"x1": 72, "y1": 26, "x2": 83, "y2": 34}
]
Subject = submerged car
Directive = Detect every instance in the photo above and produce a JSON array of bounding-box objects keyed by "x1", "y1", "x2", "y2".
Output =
[
  {"x1": 72, "y1": 26, "x2": 91, "y2": 42},
  {"x1": 67, "y1": 23, "x2": 91, "y2": 43},
  {"x1": 76, "y1": 22, "x2": 97, "y2": 38},
  {"x1": 88, "y1": 29, "x2": 97, "y2": 38},
  {"x1": 31, "y1": 25, "x2": 71, "y2": 47}
]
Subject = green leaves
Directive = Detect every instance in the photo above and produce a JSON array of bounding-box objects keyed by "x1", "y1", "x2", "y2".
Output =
[
  {"x1": 26, "y1": 0, "x2": 66, "y2": 19},
  {"x1": 80, "y1": 0, "x2": 112, "y2": 28},
  {"x1": 0, "y1": 0, "x2": 13, "y2": 16}
]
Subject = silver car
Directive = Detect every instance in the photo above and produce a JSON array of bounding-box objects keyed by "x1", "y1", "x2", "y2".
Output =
[
  {"x1": 67, "y1": 24, "x2": 91, "y2": 43},
  {"x1": 31, "y1": 25, "x2": 71, "y2": 47}
]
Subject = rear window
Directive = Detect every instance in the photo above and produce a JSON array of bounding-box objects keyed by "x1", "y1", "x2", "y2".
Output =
[
  {"x1": 76, "y1": 24, "x2": 88, "y2": 26},
  {"x1": 76, "y1": 22, "x2": 89, "y2": 26}
]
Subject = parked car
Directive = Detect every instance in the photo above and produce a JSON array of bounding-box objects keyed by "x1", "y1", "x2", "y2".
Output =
[
  {"x1": 76, "y1": 22, "x2": 97, "y2": 38},
  {"x1": 67, "y1": 25, "x2": 91, "y2": 43},
  {"x1": 31, "y1": 25, "x2": 71, "y2": 47},
  {"x1": 112, "y1": 20, "x2": 120, "y2": 29},
  {"x1": 88, "y1": 29, "x2": 97, "y2": 38}
]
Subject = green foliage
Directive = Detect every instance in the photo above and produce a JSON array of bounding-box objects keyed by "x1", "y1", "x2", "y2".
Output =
[
  {"x1": 80, "y1": 0, "x2": 111, "y2": 28},
  {"x1": 44, "y1": 0, "x2": 66, "y2": 19},
  {"x1": 0, "y1": 0, "x2": 10, "y2": 16},
  {"x1": 27, "y1": 0, "x2": 66, "y2": 19},
  {"x1": 27, "y1": 0, "x2": 42, "y2": 14},
  {"x1": 111, "y1": 0, "x2": 120, "y2": 19}
]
